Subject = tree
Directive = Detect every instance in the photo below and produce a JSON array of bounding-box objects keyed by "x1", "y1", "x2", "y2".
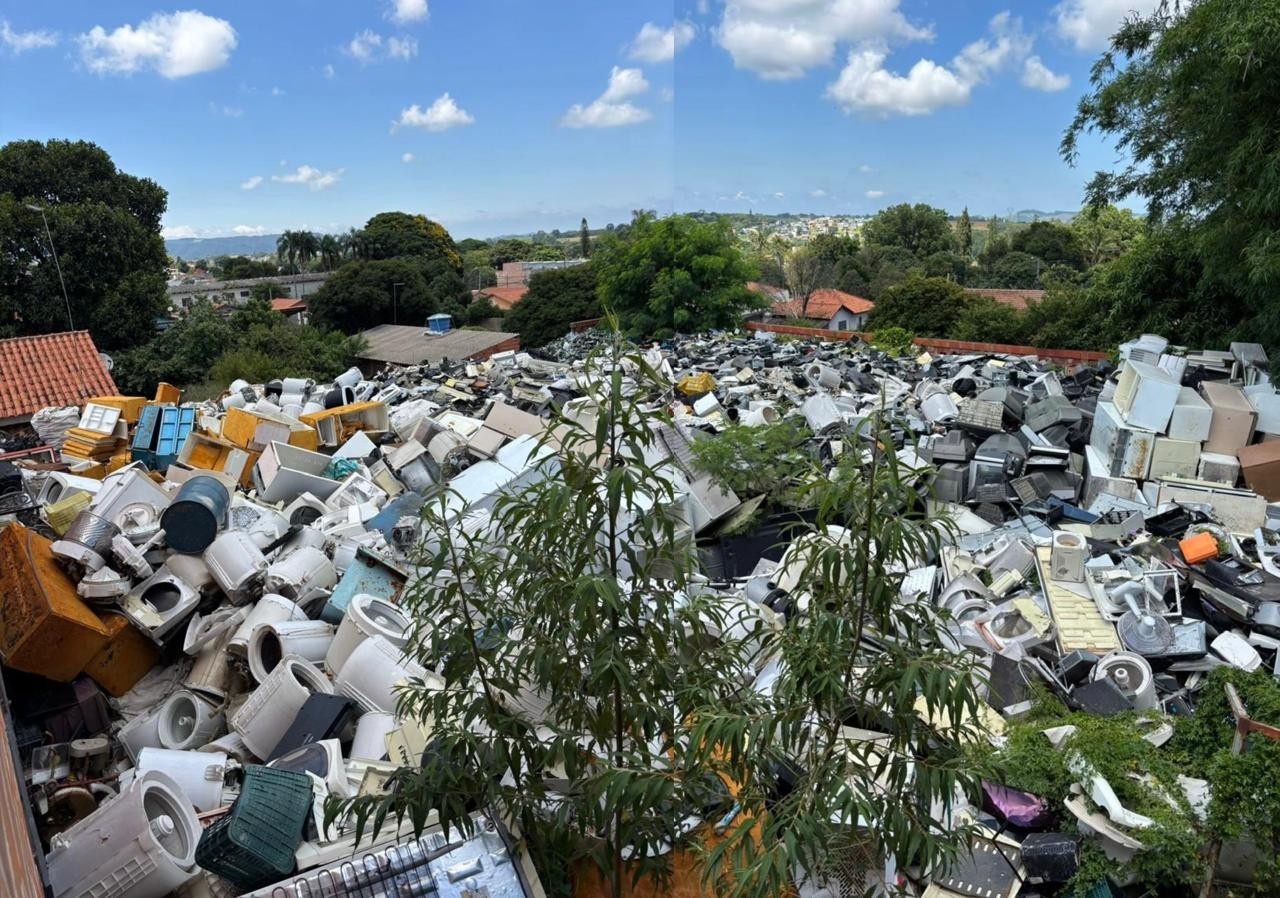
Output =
[
  {"x1": 1062, "y1": 0, "x2": 1274, "y2": 348},
  {"x1": 504, "y1": 262, "x2": 600, "y2": 348},
  {"x1": 111, "y1": 300, "x2": 237, "y2": 392},
  {"x1": 808, "y1": 232, "x2": 859, "y2": 265},
  {"x1": 319, "y1": 234, "x2": 343, "y2": 271},
  {"x1": 0, "y1": 139, "x2": 169, "y2": 349},
  {"x1": 865, "y1": 275, "x2": 969, "y2": 337},
  {"x1": 1009, "y1": 220, "x2": 1083, "y2": 269},
  {"x1": 307, "y1": 257, "x2": 437, "y2": 333},
  {"x1": 335, "y1": 336, "x2": 762, "y2": 896},
  {"x1": 362, "y1": 211, "x2": 462, "y2": 272},
  {"x1": 489, "y1": 238, "x2": 534, "y2": 267},
  {"x1": 987, "y1": 251, "x2": 1044, "y2": 289},
  {"x1": 294, "y1": 230, "x2": 320, "y2": 271},
  {"x1": 922, "y1": 250, "x2": 969, "y2": 284},
  {"x1": 216, "y1": 256, "x2": 278, "y2": 280},
  {"x1": 580, "y1": 217, "x2": 591, "y2": 259},
  {"x1": 593, "y1": 213, "x2": 763, "y2": 337},
  {"x1": 952, "y1": 295, "x2": 1027, "y2": 344},
  {"x1": 784, "y1": 247, "x2": 834, "y2": 307},
  {"x1": 462, "y1": 249, "x2": 497, "y2": 289},
  {"x1": 1071, "y1": 205, "x2": 1143, "y2": 267},
  {"x1": 861, "y1": 203, "x2": 956, "y2": 257},
  {"x1": 958, "y1": 207, "x2": 974, "y2": 257}
]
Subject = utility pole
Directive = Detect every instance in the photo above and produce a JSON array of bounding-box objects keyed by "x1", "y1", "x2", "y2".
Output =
[{"x1": 26, "y1": 204, "x2": 74, "y2": 330}]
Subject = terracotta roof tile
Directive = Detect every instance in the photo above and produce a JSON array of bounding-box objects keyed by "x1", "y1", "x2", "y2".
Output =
[
  {"x1": 271, "y1": 297, "x2": 307, "y2": 313},
  {"x1": 962, "y1": 287, "x2": 1045, "y2": 311},
  {"x1": 0, "y1": 331, "x2": 117, "y2": 422},
  {"x1": 476, "y1": 286, "x2": 528, "y2": 311}
]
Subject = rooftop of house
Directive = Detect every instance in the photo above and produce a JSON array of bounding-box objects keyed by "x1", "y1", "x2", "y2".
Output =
[
  {"x1": 767, "y1": 287, "x2": 875, "y2": 321},
  {"x1": 0, "y1": 331, "x2": 117, "y2": 423},
  {"x1": 475, "y1": 286, "x2": 529, "y2": 311},
  {"x1": 271, "y1": 297, "x2": 308, "y2": 313},
  {"x1": 357, "y1": 323, "x2": 518, "y2": 366},
  {"x1": 962, "y1": 287, "x2": 1046, "y2": 311}
]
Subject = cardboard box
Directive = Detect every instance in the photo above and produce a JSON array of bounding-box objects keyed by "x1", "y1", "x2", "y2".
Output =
[
  {"x1": 1238, "y1": 441, "x2": 1280, "y2": 500},
  {"x1": 1090, "y1": 401, "x2": 1156, "y2": 480},
  {"x1": 1168, "y1": 387, "x2": 1213, "y2": 443},
  {"x1": 1148, "y1": 436, "x2": 1200, "y2": 481},
  {"x1": 1113, "y1": 360, "x2": 1180, "y2": 432},
  {"x1": 1199, "y1": 381, "x2": 1257, "y2": 454}
]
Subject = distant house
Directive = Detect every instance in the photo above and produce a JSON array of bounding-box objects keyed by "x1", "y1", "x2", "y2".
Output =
[
  {"x1": 494, "y1": 259, "x2": 586, "y2": 288},
  {"x1": 167, "y1": 272, "x2": 332, "y2": 312},
  {"x1": 962, "y1": 287, "x2": 1045, "y2": 311},
  {"x1": 474, "y1": 286, "x2": 528, "y2": 311},
  {"x1": 760, "y1": 285, "x2": 875, "y2": 332},
  {"x1": 355, "y1": 319, "x2": 519, "y2": 375},
  {"x1": 0, "y1": 331, "x2": 117, "y2": 427},
  {"x1": 271, "y1": 297, "x2": 308, "y2": 324}
]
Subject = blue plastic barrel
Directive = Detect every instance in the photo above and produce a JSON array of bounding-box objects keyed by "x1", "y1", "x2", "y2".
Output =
[{"x1": 161, "y1": 476, "x2": 230, "y2": 554}]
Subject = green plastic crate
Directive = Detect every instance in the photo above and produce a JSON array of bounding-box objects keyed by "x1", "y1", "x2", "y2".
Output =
[{"x1": 195, "y1": 765, "x2": 313, "y2": 889}]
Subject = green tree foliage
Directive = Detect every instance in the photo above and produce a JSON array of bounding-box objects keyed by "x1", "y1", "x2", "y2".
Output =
[
  {"x1": 1071, "y1": 204, "x2": 1144, "y2": 266},
  {"x1": 1010, "y1": 220, "x2": 1084, "y2": 269},
  {"x1": 0, "y1": 139, "x2": 169, "y2": 349},
  {"x1": 276, "y1": 229, "x2": 320, "y2": 273},
  {"x1": 688, "y1": 421, "x2": 811, "y2": 507},
  {"x1": 866, "y1": 275, "x2": 968, "y2": 337},
  {"x1": 922, "y1": 250, "x2": 970, "y2": 284},
  {"x1": 214, "y1": 255, "x2": 279, "y2": 280},
  {"x1": 861, "y1": 203, "x2": 956, "y2": 256},
  {"x1": 580, "y1": 217, "x2": 591, "y2": 259},
  {"x1": 808, "y1": 232, "x2": 859, "y2": 265},
  {"x1": 988, "y1": 251, "x2": 1044, "y2": 289},
  {"x1": 784, "y1": 247, "x2": 834, "y2": 305},
  {"x1": 363, "y1": 211, "x2": 462, "y2": 272},
  {"x1": 594, "y1": 213, "x2": 762, "y2": 337},
  {"x1": 505, "y1": 262, "x2": 600, "y2": 348},
  {"x1": 952, "y1": 295, "x2": 1027, "y2": 344},
  {"x1": 858, "y1": 244, "x2": 924, "y2": 299},
  {"x1": 462, "y1": 249, "x2": 497, "y2": 289},
  {"x1": 958, "y1": 207, "x2": 974, "y2": 257},
  {"x1": 112, "y1": 299, "x2": 364, "y2": 394},
  {"x1": 1062, "y1": 0, "x2": 1280, "y2": 351},
  {"x1": 308, "y1": 258, "x2": 441, "y2": 333}
]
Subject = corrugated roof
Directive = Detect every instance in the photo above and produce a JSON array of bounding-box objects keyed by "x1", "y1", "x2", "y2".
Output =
[
  {"x1": 0, "y1": 331, "x2": 117, "y2": 422},
  {"x1": 357, "y1": 324, "x2": 519, "y2": 365}
]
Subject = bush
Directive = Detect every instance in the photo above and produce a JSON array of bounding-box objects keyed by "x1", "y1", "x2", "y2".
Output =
[{"x1": 871, "y1": 326, "x2": 915, "y2": 356}]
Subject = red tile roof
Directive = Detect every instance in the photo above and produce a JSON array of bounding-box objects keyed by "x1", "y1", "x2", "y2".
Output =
[
  {"x1": 769, "y1": 288, "x2": 874, "y2": 321},
  {"x1": 476, "y1": 286, "x2": 528, "y2": 311},
  {"x1": 271, "y1": 297, "x2": 307, "y2": 313},
  {"x1": 746, "y1": 281, "x2": 787, "y2": 301},
  {"x1": 962, "y1": 287, "x2": 1045, "y2": 311},
  {"x1": 0, "y1": 331, "x2": 117, "y2": 422}
]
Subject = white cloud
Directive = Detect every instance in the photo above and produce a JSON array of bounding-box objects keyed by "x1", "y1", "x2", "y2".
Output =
[
  {"x1": 715, "y1": 0, "x2": 931, "y2": 80},
  {"x1": 1054, "y1": 0, "x2": 1160, "y2": 51},
  {"x1": 774, "y1": 192, "x2": 786, "y2": 199},
  {"x1": 78, "y1": 10, "x2": 236, "y2": 78},
  {"x1": 1021, "y1": 55, "x2": 1070, "y2": 91},
  {"x1": 865, "y1": 189, "x2": 885, "y2": 199},
  {"x1": 387, "y1": 35, "x2": 417, "y2": 60},
  {"x1": 272, "y1": 164, "x2": 344, "y2": 192},
  {"x1": 827, "y1": 46, "x2": 969, "y2": 117},
  {"x1": 810, "y1": 188, "x2": 827, "y2": 198},
  {"x1": 162, "y1": 225, "x2": 197, "y2": 239},
  {"x1": 561, "y1": 66, "x2": 652, "y2": 129},
  {"x1": 401, "y1": 152, "x2": 415, "y2": 163},
  {"x1": 232, "y1": 224, "x2": 266, "y2": 235},
  {"x1": 240, "y1": 175, "x2": 263, "y2": 190},
  {"x1": 323, "y1": 63, "x2": 334, "y2": 78},
  {"x1": 210, "y1": 102, "x2": 243, "y2": 117},
  {"x1": 627, "y1": 21, "x2": 696, "y2": 63},
  {"x1": 826, "y1": 13, "x2": 1037, "y2": 117},
  {"x1": 345, "y1": 29, "x2": 382, "y2": 62},
  {"x1": 858, "y1": 164, "x2": 875, "y2": 174},
  {"x1": 271, "y1": 85, "x2": 286, "y2": 96},
  {"x1": 1, "y1": 20, "x2": 58, "y2": 52},
  {"x1": 392, "y1": 93, "x2": 475, "y2": 132},
  {"x1": 388, "y1": 0, "x2": 429, "y2": 25}
]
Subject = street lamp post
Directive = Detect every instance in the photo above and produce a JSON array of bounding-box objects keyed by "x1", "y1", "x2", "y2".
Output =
[
  {"x1": 25, "y1": 204, "x2": 75, "y2": 330},
  {"x1": 392, "y1": 282, "x2": 404, "y2": 326}
]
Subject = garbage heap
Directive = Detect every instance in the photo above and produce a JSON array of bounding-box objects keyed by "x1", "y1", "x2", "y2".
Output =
[{"x1": 1, "y1": 330, "x2": 1279, "y2": 897}]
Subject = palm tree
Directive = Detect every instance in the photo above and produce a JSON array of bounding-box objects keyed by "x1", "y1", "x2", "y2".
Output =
[
  {"x1": 319, "y1": 234, "x2": 342, "y2": 271},
  {"x1": 276, "y1": 230, "x2": 297, "y2": 273},
  {"x1": 295, "y1": 230, "x2": 320, "y2": 272}
]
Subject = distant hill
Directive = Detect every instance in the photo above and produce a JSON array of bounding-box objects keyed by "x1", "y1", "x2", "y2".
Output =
[
  {"x1": 166, "y1": 234, "x2": 281, "y2": 260},
  {"x1": 1008, "y1": 209, "x2": 1077, "y2": 223}
]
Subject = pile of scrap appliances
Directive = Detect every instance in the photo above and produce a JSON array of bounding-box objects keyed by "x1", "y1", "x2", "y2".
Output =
[{"x1": 1, "y1": 327, "x2": 1279, "y2": 898}]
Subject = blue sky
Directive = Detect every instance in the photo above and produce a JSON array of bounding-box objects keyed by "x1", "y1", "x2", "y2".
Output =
[{"x1": 0, "y1": 1, "x2": 1152, "y2": 239}]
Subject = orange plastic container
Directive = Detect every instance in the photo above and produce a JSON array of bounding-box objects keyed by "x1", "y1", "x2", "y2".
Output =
[
  {"x1": 83, "y1": 612, "x2": 160, "y2": 697},
  {"x1": 0, "y1": 523, "x2": 110, "y2": 681},
  {"x1": 1179, "y1": 531, "x2": 1219, "y2": 565}
]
